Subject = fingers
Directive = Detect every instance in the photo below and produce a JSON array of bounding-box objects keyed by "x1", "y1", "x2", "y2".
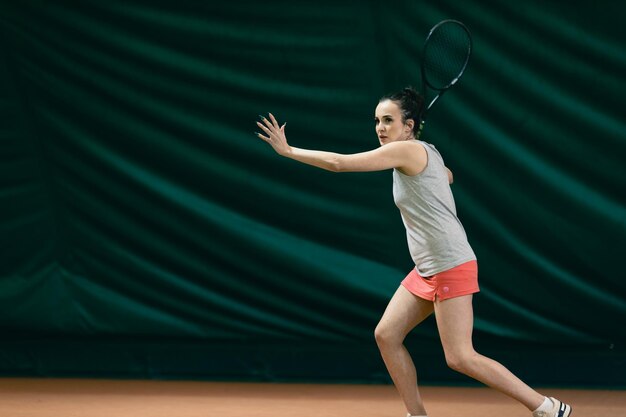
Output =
[
  {"x1": 256, "y1": 132, "x2": 270, "y2": 142},
  {"x1": 259, "y1": 113, "x2": 281, "y2": 129},
  {"x1": 256, "y1": 120, "x2": 271, "y2": 135},
  {"x1": 255, "y1": 113, "x2": 284, "y2": 143},
  {"x1": 268, "y1": 113, "x2": 280, "y2": 128}
]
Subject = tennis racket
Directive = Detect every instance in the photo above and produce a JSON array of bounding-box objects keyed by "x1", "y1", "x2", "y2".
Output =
[{"x1": 418, "y1": 19, "x2": 472, "y2": 136}]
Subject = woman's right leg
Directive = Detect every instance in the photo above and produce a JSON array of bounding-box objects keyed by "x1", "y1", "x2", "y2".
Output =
[{"x1": 375, "y1": 285, "x2": 434, "y2": 416}]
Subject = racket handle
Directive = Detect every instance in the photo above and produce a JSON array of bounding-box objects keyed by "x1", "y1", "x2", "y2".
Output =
[{"x1": 416, "y1": 120, "x2": 425, "y2": 139}]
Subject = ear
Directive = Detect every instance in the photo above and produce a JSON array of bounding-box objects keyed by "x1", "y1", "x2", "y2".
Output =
[{"x1": 405, "y1": 118, "x2": 415, "y2": 132}]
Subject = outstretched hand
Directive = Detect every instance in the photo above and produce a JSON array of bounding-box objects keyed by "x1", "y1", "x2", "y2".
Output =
[{"x1": 256, "y1": 113, "x2": 290, "y2": 156}]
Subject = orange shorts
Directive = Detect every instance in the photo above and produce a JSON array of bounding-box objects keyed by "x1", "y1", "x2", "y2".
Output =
[{"x1": 401, "y1": 260, "x2": 479, "y2": 301}]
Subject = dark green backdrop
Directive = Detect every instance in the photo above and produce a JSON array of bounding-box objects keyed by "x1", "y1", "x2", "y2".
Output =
[{"x1": 1, "y1": 1, "x2": 625, "y2": 386}]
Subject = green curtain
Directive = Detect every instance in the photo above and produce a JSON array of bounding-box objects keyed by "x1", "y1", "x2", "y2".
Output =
[{"x1": 1, "y1": 1, "x2": 624, "y2": 385}]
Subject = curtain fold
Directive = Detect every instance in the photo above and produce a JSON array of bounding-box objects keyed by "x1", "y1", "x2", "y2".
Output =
[{"x1": 1, "y1": 0, "x2": 624, "y2": 383}]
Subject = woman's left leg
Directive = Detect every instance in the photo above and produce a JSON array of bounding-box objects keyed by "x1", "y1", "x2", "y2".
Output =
[
  {"x1": 433, "y1": 295, "x2": 545, "y2": 411},
  {"x1": 375, "y1": 286, "x2": 434, "y2": 416}
]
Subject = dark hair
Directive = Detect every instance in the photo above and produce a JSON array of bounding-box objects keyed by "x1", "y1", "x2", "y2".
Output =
[{"x1": 379, "y1": 87, "x2": 426, "y2": 138}]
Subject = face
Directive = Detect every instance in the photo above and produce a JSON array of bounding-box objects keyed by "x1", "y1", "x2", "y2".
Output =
[{"x1": 374, "y1": 100, "x2": 414, "y2": 146}]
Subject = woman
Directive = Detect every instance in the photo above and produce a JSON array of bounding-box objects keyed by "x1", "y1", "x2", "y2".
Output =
[{"x1": 255, "y1": 87, "x2": 572, "y2": 417}]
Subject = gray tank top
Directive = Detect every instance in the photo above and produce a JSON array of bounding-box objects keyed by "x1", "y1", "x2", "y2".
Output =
[{"x1": 392, "y1": 140, "x2": 476, "y2": 276}]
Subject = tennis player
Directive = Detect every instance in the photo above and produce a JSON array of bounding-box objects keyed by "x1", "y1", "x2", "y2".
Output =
[{"x1": 256, "y1": 87, "x2": 572, "y2": 417}]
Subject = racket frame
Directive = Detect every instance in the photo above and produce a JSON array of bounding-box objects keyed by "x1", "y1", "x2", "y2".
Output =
[{"x1": 419, "y1": 19, "x2": 473, "y2": 130}]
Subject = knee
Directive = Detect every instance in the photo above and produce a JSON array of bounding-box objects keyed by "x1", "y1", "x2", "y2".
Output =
[
  {"x1": 444, "y1": 349, "x2": 477, "y2": 374},
  {"x1": 374, "y1": 323, "x2": 403, "y2": 349}
]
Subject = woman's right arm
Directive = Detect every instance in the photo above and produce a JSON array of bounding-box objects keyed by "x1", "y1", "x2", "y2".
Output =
[{"x1": 447, "y1": 168, "x2": 454, "y2": 184}]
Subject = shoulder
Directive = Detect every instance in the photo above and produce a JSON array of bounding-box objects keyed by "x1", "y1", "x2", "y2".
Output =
[
  {"x1": 382, "y1": 140, "x2": 426, "y2": 156},
  {"x1": 386, "y1": 140, "x2": 427, "y2": 176}
]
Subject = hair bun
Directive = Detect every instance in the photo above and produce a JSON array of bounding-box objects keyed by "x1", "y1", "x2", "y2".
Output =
[{"x1": 403, "y1": 86, "x2": 421, "y2": 99}]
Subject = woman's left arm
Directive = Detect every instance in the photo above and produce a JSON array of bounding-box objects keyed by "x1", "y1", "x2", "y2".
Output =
[{"x1": 256, "y1": 113, "x2": 426, "y2": 174}]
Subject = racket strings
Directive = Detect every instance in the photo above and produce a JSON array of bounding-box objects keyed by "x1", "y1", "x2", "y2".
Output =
[{"x1": 423, "y1": 23, "x2": 471, "y2": 91}]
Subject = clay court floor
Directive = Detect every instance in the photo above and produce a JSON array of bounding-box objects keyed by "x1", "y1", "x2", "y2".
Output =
[{"x1": 0, "y1": 378, "x2": 624, "y2": 417}]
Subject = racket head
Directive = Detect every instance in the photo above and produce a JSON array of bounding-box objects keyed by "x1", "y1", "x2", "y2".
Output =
[{"x1": 420, "y1": 19, "x2": 472, "y2": 93}]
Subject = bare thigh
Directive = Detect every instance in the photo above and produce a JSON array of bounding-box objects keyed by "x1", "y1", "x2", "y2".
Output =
[
  {"x1": 433, "y1": 294, "x2": 474, "y2": 355},
  {"x1": 376, "y1": 286, "x2": 434, "y2": 341}
]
